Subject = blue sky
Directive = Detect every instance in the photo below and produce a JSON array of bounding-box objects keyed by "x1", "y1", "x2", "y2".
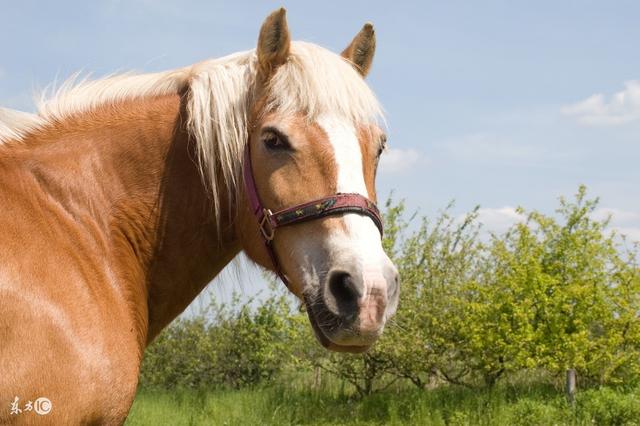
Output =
[{"x1": 2, "y1": 1, "x2": 638, "y2": 305}]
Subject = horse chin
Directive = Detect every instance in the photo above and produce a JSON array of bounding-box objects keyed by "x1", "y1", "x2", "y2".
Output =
[{"x1": 304, "y1": 298, "x2": 372, "y2": 354}]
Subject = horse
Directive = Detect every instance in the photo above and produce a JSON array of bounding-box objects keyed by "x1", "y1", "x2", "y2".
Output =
[{"x1": 0, "y1": 8, "x2": 399, "y2": 424}]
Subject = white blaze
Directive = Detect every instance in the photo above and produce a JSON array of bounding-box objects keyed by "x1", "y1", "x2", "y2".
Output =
[{"x1": 317, "y1": 114, "x2": 388, "y2": 300}]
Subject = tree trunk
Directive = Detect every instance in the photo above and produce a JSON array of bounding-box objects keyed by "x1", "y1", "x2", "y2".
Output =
[
  {"x1": 427, "y1": 367, "x2": 438, "y2": 389},
  {"x1": 566, "y1": 368, "x2": 576, "y2": 405},
  {"x1": 313, "y1": 366, "x2": 322, "y2": 389}
]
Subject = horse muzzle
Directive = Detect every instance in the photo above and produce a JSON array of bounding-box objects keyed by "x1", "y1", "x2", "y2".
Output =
[{"x1": 304, "y1": 259, "x2": 399, "y2": 352}]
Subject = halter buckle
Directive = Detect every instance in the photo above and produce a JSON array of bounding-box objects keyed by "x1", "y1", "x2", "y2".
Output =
[{"x1": 259, "y1": 208, "x2": 275, "y2": 241}]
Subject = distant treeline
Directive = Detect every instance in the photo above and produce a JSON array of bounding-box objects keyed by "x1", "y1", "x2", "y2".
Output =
[{"x1": 139, "y1": 186, "x2": 640, "y2": 397}]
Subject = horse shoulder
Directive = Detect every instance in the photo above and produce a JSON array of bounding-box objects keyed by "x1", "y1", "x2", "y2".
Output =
[{"x1": 0, "y1": 161, "x2": 142, "y2": 424}]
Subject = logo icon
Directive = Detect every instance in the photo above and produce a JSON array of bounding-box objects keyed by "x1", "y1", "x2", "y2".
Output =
[{"x1": 33, "y1": 398, "x2": 52, "y2": 415}]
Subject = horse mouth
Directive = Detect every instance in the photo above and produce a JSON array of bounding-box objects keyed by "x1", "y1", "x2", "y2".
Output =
[{"x1": 303, "y1": 296, "x2": 371, "y2": 353}]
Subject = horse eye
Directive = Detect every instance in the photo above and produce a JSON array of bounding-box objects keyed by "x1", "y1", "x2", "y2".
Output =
[{"x1": 262, "y1": 129, "x2": 290, "y2": 151}]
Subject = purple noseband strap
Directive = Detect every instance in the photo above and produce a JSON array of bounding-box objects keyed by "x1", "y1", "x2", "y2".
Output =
[{"x1": 243, "y1": 144, "x2": 383, "y2": 288}]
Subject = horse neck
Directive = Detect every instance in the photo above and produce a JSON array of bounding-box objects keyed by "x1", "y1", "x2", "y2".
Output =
[{"x1": 19, "y1": 95, "x2": 241, "y2": 346}]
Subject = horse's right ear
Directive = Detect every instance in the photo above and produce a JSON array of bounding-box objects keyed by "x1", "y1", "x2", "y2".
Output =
[
  {"x1": 257, "y1": 8, "x2": 291, "y2": 79},
  {"x1": 341, "y1": 23, "x2": 376, "y2": 77}
]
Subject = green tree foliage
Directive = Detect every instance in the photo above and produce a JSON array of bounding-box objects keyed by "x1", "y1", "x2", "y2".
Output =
[
  {"x1": 458, "y1": 186, "x2": 640, "y2": 386},
  {"x1": 140, "y1": 290, "x2": 307, "y2": 389},
  {"x1": 381, "y1": 200, "x2": 483, "y2": 388},
  {"x1": 140, "y1": 186, "x2": 640, "y2": 395},
  {"x1": 140, "y1": 317, "x2": 216, "y2": 389}
]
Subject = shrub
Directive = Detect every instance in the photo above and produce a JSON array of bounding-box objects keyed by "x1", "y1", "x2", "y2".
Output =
[{"x1": 579, "y1": 387, "x2": 640, "y2": 426}]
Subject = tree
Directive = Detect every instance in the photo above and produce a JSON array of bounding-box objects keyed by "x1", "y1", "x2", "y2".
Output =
[
  {"x1": 140, "y1": 288, "x2": 305, "y2": 389},
  {"x1": 382, "y1": 202, "x2": 483, "y2": 388},
  {"x1": 458, "y1": 186, "x2": 640, "y2": 388},
  {"x1": 209, "y1": 291, "x2": 301, "y2": 388},
  {"x1": 139, "y1": 317, "x2": 217, "y2": 389}
]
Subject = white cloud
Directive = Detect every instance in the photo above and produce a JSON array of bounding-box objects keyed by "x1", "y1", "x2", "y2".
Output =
[
  {"x1": 593, "y1": 207, "x2": 640, "y2": 243},
  {"x1": 561, "y1": 80, "x2": 640, "y2": 126},
  {"x1": 379, "y1": 148, "x2": 427, "y2": 174},
  {"x1": 593, "y1": 207, "x2": 640, "y2": 225},
  {"x1": 613, "y1": 226, "x2": 640, "y2": 243},
  {"x1": 475, "y1": 207, "x2": 526, "y2": 234},
  {"x1": 456, "y1": 206, "x2": 526, "y2": 236},
  {"x1": 458, "y1": 206, "x2": 640, "y2": 243}
]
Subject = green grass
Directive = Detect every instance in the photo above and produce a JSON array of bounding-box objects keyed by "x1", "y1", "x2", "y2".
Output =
[{"x1": 125, "y1": 383, "x2": 640, "y2": 426}]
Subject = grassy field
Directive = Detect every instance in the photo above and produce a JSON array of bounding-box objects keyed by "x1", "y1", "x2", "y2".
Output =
[{"x1": 125, "y1": 383, "x2": 640, "y2": 425}]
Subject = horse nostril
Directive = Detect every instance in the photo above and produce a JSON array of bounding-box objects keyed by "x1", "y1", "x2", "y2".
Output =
[
  {"x1": 327, "y1": 270, "x2": 362, "y2": 315},
  {"x1": 329, "y1": 271, "x2": 361, "y2": 301}
]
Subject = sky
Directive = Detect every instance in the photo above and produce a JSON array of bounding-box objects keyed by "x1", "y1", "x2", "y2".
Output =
[{"x1": 1, "y1": 1, "x2": 638, "y2": 308}]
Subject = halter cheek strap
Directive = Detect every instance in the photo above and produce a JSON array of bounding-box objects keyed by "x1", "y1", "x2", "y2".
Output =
[{"x1": 242, "y1": 144, "x2": 384, "y2": 288}]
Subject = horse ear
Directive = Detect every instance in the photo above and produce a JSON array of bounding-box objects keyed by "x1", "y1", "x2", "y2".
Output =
[
  {"x1": 341, "y1": 23, "x2": 376, "y2": 77},
  {"x1": 257, "y1": 8, "x2": 291, "y2": 78}
]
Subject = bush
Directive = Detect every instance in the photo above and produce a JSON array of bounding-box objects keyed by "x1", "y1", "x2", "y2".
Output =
[
  {"x1": 140, "y1": 290, "x2": 306, "y2": 389},
  {"x1": 139, "y1": 317, "x2": 217, "y2": 389},
  {"x1": 504, "y1": 399, "x2": 564, "y2": 426},
  {"x1": 579, "y1": 387, "x2": 640, "y2": 425}
]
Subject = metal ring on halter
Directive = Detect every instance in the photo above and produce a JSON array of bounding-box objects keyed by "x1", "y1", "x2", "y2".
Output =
[{"x1": 259, "y1": 208, "x2": 275, "y2": 241}]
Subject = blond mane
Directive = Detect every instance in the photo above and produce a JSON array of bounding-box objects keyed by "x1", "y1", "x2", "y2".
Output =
[
  {"x1": 0, "y1": 108, "x2": 45, "y2": 144},
  {"x1": 1, "y1": 41, "x2": 384, "y2": 225}
]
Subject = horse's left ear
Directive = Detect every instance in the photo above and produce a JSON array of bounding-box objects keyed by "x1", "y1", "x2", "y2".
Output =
[
  {"x1": 341, "y1": 23, "x2": 376, "y2": 77},
  {"x1": 257, "y1": 8, "x2": 291, "y2": 79}
]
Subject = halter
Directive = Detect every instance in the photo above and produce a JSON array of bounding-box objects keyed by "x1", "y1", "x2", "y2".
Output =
[{"x1": 243, "y1": 143, "x2": 384, "y2": 288}]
